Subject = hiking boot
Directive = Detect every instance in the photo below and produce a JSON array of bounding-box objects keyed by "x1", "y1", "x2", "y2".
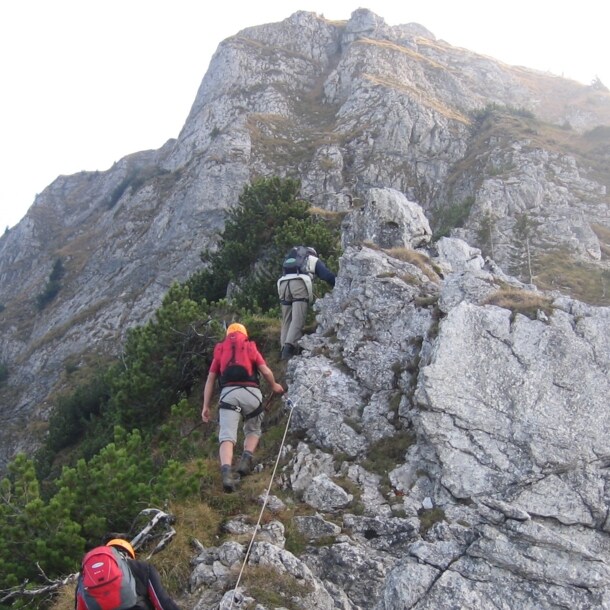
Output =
[
  {"x1": 221, "y1": 465, "x2": 239, "y2": 493},
  {"x1": 236, "y1": 452, "x2": 254, "y2": 477},
  {"x1": 280, "y1": 343, "x2": 295, "y2": 361}
]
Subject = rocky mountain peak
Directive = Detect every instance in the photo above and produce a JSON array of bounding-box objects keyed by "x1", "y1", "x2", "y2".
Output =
[{"x1": 0, "y1": 7, "x2": 608, "y2": 557}]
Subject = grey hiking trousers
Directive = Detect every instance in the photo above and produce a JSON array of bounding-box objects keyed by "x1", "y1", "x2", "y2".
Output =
[
  {"x1": 278, "y1": 277, "x2": 309, "y2": 348},
  {"x1": 218, "y1": 386, "x2": 263, "y2": 444}
]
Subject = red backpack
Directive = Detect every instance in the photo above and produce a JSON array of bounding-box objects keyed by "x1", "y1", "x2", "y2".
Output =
[
  {"x1": 76, "y1": 546, "x2": 139, "y2": 610},
  {"x1": 215, "y1": 332, "x2": 260, "y2": 387}
]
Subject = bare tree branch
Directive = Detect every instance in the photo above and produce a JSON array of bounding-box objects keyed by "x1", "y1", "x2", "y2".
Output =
[
  {"x1": 0, "y1": 571, "x2": 79, "y2": 604},
  {"x1": 130, "y1": 508, "x2": 177, "y2": 558}
]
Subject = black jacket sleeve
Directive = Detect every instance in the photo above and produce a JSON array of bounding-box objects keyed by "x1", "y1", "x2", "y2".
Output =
[
  {"x1": 314, "y1": 259, "x2": 336, "y2": 287},
  {"x1": 130, "y1": 560, "x2": 182, "y2": 610}
]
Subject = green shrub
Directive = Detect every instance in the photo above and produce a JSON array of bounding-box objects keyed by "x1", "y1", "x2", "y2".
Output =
[
  {"x1": 106, "y1": 283, "x2": 216, "y2": 433},
  {"x1": 0, "y1": 455, "x2": 84, "y2": 591},
  {"x1": 433, "y1": 197, "x2": 475, "y2": 239},
  {"x1": 55, "y1": 427, "x2": 200, "y2": 543},
  {"x1": 188, "y1": 176, "x2": 341, "y2": 311},
  {"x1": 46, "y1": 372, "x2": 111, "y2": 453},
  {"x1": 36, "y1": 258, "x2": 65, "y2": 310}
]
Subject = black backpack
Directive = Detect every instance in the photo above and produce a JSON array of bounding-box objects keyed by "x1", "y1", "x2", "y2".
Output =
[{"x1": 282, "y1": 246, "x2": 315, "y2": 274}]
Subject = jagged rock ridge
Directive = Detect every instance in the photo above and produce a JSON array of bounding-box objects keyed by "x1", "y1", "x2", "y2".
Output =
[
  {"x1": 0, "y1": 9, "x2": 608, "y2": 493},
  {"x1": 185, "y1": 189, "x2": 609, "y2": 609}
]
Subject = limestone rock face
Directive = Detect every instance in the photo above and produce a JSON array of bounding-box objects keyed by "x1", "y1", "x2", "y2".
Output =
[
  {"x1": 342, "y1": 187, "x2": 432, "y2": 249},
  {"x1": 185, "y1": 213, "x2": 609, "y2": 606},
  {"x1": 268, "y1": 228, "x2": 609, "y2": 608},
  {"x1": 0, "y1": 13, "x2": 608, "y2": 605},
  {"x1": 175, "y1": 172, "x2": 603, "y2": 609}
]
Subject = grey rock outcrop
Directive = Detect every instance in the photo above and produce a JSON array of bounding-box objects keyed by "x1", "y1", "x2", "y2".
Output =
[
  {"x1": 269, "y1": 228, "x2": 610, "y2": 607},
  {"x1": 303, "y1": 474, "x2": 353, "y2": 512},
  {"x1": 192, "y1": 190, "x2": 607, "y2": 607},
  {"x1": 1, "y1": 8, "x2": 609, "y2": 471},
  {"x1": 188, "y1": 520, "x2": 336, "y2": 610},
  {"x1": 342, "y1": 187, "x2": 432, "y2": 249},
  {"x1": 293, "y1": 514, "x2": 342, "y2": 541}
]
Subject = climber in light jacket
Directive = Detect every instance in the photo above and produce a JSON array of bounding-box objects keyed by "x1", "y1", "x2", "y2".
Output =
[{"x1": 277, "y1": 246, "x2": 335, "y2": 360}]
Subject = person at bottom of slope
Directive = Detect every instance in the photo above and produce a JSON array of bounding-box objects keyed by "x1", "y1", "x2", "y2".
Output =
[
  {"x1": 75, "y1": 538, "x2": 181, "y2": 610},
  {"x1": 277, "y1": 246, "x2": 336, "y2": 361},
  {"x1": 201, "y1": 323, "x2": 284, "y2": 492}
]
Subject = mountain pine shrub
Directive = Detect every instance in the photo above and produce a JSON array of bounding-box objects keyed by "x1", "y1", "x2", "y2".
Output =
[
  {"x1": 0, "y1": 454, "x2": 84, "y2": 591},
  {"x1": 35, "y1": 258, "x2": 65, "y2": 310},
  {"x1": 188, "y1": 176, "x2": 341, "y2": 311},
  {"x1": 106, "y1": 283, "x2": 217, "y2": 434},
  {"x1": 3, "y1": 176, "x2": 342, "y2": 599}
]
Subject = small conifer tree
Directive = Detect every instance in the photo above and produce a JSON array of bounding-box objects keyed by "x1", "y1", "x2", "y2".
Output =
[{"x1": 188, "y1": 176, "x2": 341, "y2": 311}]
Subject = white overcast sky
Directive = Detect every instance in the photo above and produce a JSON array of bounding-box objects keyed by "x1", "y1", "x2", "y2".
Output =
[{"x1": 1, "y1": 0, "x2": 608, "y2": 231}]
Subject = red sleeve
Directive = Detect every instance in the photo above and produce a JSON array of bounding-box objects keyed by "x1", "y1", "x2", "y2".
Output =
[
  {"x1": 249, "y1": 341, "x2": 266, "y2": 368},
  {"x1": 209, "y1": 344, "x2": 222, "y2": 374}
]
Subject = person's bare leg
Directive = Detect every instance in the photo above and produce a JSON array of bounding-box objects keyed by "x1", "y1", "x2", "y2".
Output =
[
  {"x1": 219, "y1": 440, "x2": 234, "y2": 466},
  {"x1": 244, "y1": 434, "x2": 259, "y2": 453}
]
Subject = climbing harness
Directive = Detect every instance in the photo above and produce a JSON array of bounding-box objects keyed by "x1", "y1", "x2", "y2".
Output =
[
  {"x1": 228, "y1": 370, "x2": 330, "y2": 610},
  {"x1": 218, "y1": 386, "x2": 264, "y2": 420},
  {"x1": 219, "y1": 401, "x2": 264, "y2": 420}
]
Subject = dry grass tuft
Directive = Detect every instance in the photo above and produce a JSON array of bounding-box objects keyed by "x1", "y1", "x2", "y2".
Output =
[
  {"x1": 47, "y1": 581, "x2": 78, "y2": 610},
  {"x1": 151, "y1": 499, "x2": 223, "y2": 594},
  {"x1": 385, "y1": 247, "x2": 441, "y2": 283},
  {"x1": 483, "y1": 288, "x2": 554, "y2": 320},
  {"x1": 308, "y1": 206, "x2": 346, "y2": 221},
  {"x1": 533, "y1": 249, "x2": 610, "y2": 306},
  {"x1": 241, "y1": 565, "x2": 313, "y2": 609}
]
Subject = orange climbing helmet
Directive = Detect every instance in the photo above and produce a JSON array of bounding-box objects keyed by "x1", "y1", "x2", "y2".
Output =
[
  {"x1": 106, "y1": 538, "x2": 136, "y2": 560},
  {"x1": 226, "y1": 323, "x2": 248, "y2": 337}
]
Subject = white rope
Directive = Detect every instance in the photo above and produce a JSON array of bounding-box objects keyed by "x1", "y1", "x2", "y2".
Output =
[{"x1": 228, "y1": 370, "x2": 329, "y2": 610}]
